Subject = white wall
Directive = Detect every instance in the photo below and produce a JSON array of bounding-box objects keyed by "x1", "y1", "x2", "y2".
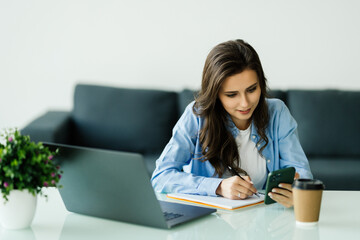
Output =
[{"x1": 1, "y1": 0, "x2": 360, "y2": 130}]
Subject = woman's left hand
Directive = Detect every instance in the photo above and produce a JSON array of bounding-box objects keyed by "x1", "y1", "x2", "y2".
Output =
[{"x1": 268, "y1": 172, "x2": 300, "y2": 208}]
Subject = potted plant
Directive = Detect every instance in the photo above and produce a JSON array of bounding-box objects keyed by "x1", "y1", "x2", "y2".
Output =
[{"x1": 0, "y1": 129, "x2": 62, "y2": 229}]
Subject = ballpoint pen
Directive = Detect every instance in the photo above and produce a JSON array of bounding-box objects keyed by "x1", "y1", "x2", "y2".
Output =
[{"x1": 227, "y1": 166, "x2": 261, "y2": 198}]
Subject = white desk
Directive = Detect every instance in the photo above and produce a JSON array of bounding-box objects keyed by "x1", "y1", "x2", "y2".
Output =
[{"x1": 0, "y1": 188, "x2": 359, "y2": 240}]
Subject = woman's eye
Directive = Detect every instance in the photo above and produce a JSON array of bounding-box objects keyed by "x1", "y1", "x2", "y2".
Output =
[
  {"x1": 225, "y1": 94, "x2": 236, "y2": 98},
  {"x1": 247, "y1": 87, "x2": 257, "y2": 93}
]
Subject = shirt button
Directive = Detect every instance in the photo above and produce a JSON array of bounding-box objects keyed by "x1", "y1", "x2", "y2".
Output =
[
  {"x1": 252, "y1": 136, "x2": 256, "y2": 139},
  {"x1": 267, "y1": 159, "x2": 271, "y2": 163},
  {"x1": 257, "y1": 143, "x2": 260, "y2": 147}
]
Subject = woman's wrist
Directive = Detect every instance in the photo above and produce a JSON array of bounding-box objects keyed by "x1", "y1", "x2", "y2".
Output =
[{"x1": 215, "y1": 180, "x2": 224, "y2": 196}]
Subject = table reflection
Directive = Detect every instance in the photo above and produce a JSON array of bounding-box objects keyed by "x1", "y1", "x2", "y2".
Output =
[
  {"x1": 0, "y1": 227, "x2": 36, "y2": 240},
  {"x1": 216, "y1": 204, "x2": 295, "y2": 240},
  {"x1": 56, "y1": 203, "x2": 321, "y2": 240},
  {"x1": 292, "y1": 225, "x2": 319, "y2": 240}
]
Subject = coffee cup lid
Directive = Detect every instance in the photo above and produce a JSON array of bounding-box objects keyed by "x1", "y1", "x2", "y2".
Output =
[{"x1": 292, "y1": 179, "x2": 325, "y2": 190}]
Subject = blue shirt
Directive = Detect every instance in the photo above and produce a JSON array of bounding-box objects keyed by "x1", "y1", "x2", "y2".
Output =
[{"x1": 151, "y1": 98, "x2": 313, "y2": 196}]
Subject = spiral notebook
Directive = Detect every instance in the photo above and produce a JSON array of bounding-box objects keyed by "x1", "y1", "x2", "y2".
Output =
[{"x1": 167, "y1": 193, "x2": 264, "y2": 210}]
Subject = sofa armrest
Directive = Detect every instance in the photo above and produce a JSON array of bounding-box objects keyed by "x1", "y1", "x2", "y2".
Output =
[{"x1": 21, "y1": 111, "x2": 72, "y2": 144}]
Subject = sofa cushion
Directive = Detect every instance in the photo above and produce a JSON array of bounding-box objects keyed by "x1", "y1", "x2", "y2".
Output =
[
  {"x1": 72, "y1": 84, "x2": 179, "y2": 154},
  {"x1": 308, "y1": 157, "x2": 360, "y2": 190},
  {"x1": 178, "y1": 89, "x2": 197, "y2": 116},
  {"x1": 288, "y1": 90, "x2": 360, "y2": 157},
  {"x1": 268, "y1": 90, "x2": 287, "y2": 106}
]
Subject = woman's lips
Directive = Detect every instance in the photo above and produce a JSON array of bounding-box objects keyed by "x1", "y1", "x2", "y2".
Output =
[{"x1": 237, "y1": 108, "x2": 251, "y2": 114}]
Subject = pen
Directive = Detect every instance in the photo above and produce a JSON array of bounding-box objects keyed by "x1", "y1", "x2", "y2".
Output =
[{"x1": 227, "y1": 166, "x2": 261, "y2": 198}]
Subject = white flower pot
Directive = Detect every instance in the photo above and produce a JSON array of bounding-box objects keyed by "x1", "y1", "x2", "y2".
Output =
[{"x1": 0, "y1": 189, "x2": 37, "y2": 230}]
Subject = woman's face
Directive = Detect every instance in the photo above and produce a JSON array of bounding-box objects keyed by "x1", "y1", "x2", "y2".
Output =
[{"x1": 218, "y1": 69, "x2": 261, "y2": 130}]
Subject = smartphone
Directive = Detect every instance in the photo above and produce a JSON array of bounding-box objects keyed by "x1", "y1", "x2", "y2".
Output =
[{"x1": 264, "y1": 167, "x2": 295, "y2": 204}]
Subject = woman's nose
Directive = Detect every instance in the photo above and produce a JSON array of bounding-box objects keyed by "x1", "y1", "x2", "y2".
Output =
[{"x1": 239, "y1": 94, "x2": 249, "y2": 108}]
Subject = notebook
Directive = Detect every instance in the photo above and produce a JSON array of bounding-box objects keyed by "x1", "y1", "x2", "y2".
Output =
[
  {"x1": 44, "y1": 143, "x2": 216, "y2": 229},
  {"x1": 167, "y1": 193, "x2": 264, "y2": 210}
]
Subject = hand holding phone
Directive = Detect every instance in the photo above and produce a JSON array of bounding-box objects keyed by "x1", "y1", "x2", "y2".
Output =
[{"x1": 264, "y1": 167, "x2": 296, "y2": 204}]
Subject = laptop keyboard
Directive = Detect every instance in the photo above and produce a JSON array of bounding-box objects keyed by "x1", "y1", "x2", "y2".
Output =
[{"x1": 163, "y1": 211, "x2": 184, "y2": 221}]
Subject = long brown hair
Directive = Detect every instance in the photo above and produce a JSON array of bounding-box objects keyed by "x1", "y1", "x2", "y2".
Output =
[{"x1": 193, "y1": 39, "x2": 269, "y2": 177}]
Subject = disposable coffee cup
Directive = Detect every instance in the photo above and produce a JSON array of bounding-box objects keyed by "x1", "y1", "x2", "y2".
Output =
[{"x1": 292, "y1": 179, "x2": 325, "y2": 226}]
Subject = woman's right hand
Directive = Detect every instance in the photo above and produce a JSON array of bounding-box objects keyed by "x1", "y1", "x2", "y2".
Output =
[{"x1": 215, "y1": 176, "x2": 258, "y2": 199}]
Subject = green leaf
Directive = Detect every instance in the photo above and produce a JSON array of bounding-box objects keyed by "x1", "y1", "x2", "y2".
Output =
[
  {"x1": 0, "y1": 128, "x2": 63, "y2": 202},
  {"x1": 11, "y1": 159, "x2": 18, "y2": 167},
  {"x1": 17, "y1": 149, "x2": 26, "y2": 160}
]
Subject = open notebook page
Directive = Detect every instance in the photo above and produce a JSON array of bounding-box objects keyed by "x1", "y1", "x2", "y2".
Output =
[{"x1": 167, "y1": 193, "x2": 264, "y2": 210}]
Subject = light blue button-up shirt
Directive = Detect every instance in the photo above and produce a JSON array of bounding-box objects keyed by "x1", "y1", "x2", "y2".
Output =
[{"x1": 151, "y1": 98, "x2": 313, "y2": 196}]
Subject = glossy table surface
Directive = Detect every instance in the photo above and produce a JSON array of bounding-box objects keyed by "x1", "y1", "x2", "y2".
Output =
[{"x1": 0, "y1": 188, "x2": 359, "y2": 240}]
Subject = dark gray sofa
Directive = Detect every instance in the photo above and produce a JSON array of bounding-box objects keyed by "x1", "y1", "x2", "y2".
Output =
[{"x1": 22, "y1": 84, "x2": 360, "y2": 190}]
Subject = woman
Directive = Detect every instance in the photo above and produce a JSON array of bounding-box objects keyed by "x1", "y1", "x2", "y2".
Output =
[{"x1": 151, "y1": 39, "x2": 312, "y2": 208}]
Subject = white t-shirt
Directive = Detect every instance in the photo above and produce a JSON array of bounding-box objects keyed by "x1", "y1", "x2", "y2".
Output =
[{"x1": 234, "y1": 125, "x2": 267, "y2": 190}]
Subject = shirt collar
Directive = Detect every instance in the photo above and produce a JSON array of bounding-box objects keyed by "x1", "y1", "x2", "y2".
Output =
[{"x1": 225, "y1": 114, "x2": 259, "y2": 141}]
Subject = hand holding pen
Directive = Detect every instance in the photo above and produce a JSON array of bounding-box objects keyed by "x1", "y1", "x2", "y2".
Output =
[
  {"x1": 226, "y1": 166, "x2": 261, "y2": 198},
  {"x1": 215, "y1": 166, "x2": 260, "y2": 199}
]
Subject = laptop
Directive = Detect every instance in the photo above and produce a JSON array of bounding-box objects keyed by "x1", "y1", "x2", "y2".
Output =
[{"x1": 44, "y1": 143, "x2": 216, "y2": 229}]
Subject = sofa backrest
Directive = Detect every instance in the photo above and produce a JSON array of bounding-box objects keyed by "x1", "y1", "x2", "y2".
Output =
[
  {"x1": 288, "y1": 90, "x2": 360, "y2": 157},
  {"x1": 268, "y1": 90, "x2": 288, "y2": 105},
  {"x1": 178, "y1": 89, "x2": 197, "y2": 115},
  {"x1": 71, "y1": 84, "x2": 179, "y2": 154},
  {"x1": 71, "y1": 85, "x2": 360, "y2": 158}
]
